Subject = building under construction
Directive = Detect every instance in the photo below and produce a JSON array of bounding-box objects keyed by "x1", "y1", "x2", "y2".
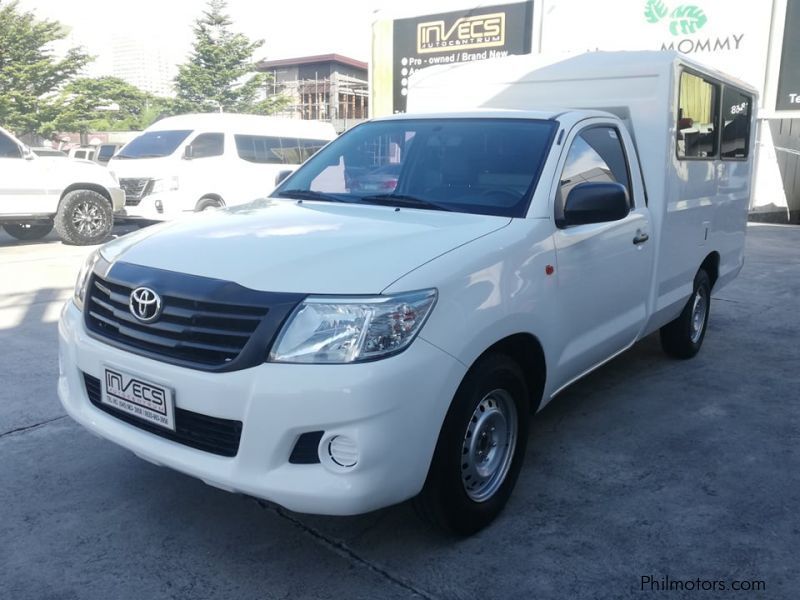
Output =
[{"x1": 256, "y1": 54, "x2": 369, "y2": 132}]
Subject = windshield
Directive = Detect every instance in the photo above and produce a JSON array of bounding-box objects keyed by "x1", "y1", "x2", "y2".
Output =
[
  {"x1": 97, "y1": 145, "x2": 117, "y2": 161},
  {"x1": 115, "y1": 130, "x2": 192, "y2": 159},
  {"x1": 275, "y1": 118, "x2": 557, "y2": 217}
]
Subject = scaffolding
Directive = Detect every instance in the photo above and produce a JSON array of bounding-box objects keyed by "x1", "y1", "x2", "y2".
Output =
[{"x1": 266, "y1": 72, "x2": 369, "y2": 130}]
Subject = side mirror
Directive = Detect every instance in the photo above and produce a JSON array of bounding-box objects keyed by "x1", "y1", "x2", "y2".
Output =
[
  {"x1": 21, "y1": 145, "x2": 35, "y2": 160},
  {"x1": 275, "y1": 169, "x2": 293, "y2": 186},
  {"x1": 563, "y1": 182, "x2": 630, "y2": 226},
  {"x1": 183, "y1": 145, "x2": 194, "y2": 160}
]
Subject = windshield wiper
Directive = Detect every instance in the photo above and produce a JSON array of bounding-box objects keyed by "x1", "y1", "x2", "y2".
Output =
[
  {"x1": 276, "y1": 189, "x2": 353, "y2": 203},
  {"x1": 359, "y1": 194, "x2": 452, "y2": 212}
]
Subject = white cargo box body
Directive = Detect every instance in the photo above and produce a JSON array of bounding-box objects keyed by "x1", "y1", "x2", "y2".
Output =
[{"x1": 408, "y1": 51, "x2": 758, "y2": 333}]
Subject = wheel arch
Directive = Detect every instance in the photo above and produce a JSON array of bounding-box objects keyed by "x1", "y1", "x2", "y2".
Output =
[
  {"x1": 700, "y1": 251, "x2": 720, "y2": 290},
  {"x1": 470, "y1": 332, "x2": 547, "y2": 414},
  {"x1": 60, "y1": 183, "x2": 113, "y2": 208}
]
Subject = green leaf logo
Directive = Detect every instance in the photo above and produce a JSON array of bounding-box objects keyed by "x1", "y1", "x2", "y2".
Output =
[
  {"x1": 644, "y1": 0, "x2": 668, "y2": 23},
  {"x1": 668, "y1": 5, "x2": 708, "y2": 35},
  {"x1": 643, "y1": 2, "x2": 709, "y2": 35}
]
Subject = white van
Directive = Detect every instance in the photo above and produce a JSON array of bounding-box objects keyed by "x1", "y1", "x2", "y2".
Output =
[
  {"x1": 59, "y1": 52, "x2": 756, "y2": 534},
  {"x1": 109, "y1": 113, "x2": 336, "y2": 220}
]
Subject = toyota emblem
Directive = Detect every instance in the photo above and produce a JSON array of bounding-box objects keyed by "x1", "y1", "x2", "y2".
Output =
[{"x1": 129, "y1": 287, "x2": 162, "y2": 323}]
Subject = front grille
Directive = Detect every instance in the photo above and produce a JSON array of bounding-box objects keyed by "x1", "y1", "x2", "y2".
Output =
[
  {"x1": 83, "y1": 373, "x2": 242, "y2": 457},
  {"x1": 87, "y1": 276, "x2": 263, "y2": 366},
  {"x1": 84, "y1": 262, "x2": 304, "y2": 372},
  {"x1": 119, "y1": 178, "x2": 152, "y2": 206}
]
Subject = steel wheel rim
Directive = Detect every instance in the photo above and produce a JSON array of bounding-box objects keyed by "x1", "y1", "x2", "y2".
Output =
[
  {"x1": 690, "y1": 288, "x2": 707, "y2": 343},
  {"x1": 72, "y1": 201, "x2": 103, "y2": 236},
  {"x1": 461, "y1": 388, "x2": 518, "y2": 503}
]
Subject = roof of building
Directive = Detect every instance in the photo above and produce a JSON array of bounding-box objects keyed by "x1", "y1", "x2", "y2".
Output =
[{"x1": 256, "y1": 54, "x2": 368, "y2": 71}]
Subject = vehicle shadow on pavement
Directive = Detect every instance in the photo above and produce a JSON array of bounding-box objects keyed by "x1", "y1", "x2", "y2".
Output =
[{"x1": 0, "y1": 223, "x2": 142, "y2": 248}]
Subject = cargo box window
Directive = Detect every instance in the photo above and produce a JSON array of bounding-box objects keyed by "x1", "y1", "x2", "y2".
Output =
[
  {"x1": 677, "y1": 72, "x2": 719, "y2": 159},
  {"x1": 720, "y1": 88, "x2": 751, "y2": 159}
]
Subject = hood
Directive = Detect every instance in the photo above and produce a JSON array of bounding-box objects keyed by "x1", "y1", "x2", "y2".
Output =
[
  {"x1": 49, "y1": 157, "x2": 115, "y2": 187},
  {"x1": 102, "y1": 198, "x2": 511, "y2": 294}
]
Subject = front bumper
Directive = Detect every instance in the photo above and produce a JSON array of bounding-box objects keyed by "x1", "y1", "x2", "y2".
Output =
[
  {"x1": 109, "y1": 187, "x2": 126, "y2": 213},
  {"x1": 125, "y1": 191, "x2": 196, "y2": 221},
  {"x1": 57, "y1": 301, "x2": 466, "y2": 515}
]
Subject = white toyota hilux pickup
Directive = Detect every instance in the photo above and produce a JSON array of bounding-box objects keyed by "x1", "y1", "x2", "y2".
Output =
[
  {"x1": 58, "y1": 52, "x2": 757, "y2": 534},
  {"x1": 0, "y1": 126, "x2": 124, "y2": 245}
]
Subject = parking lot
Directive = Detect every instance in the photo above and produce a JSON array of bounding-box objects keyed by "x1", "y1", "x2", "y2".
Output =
[{"x1": 0, "y1": 223, "x2": 797, "y2": 599}]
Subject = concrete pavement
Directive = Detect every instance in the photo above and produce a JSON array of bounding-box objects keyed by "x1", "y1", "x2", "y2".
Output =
[{"x1": 1, "y1": 224, "x2": 797, "y2": 599}]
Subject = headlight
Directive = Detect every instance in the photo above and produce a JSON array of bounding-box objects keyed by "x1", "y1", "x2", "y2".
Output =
[
  {"x1": 150, "y1": 176, "x2": 179, "y2": 194},
  {"x1": 73, "y1": 249, "x2": 101, "y2": 310},
  {"x1": 269, "y1": 289, "x2": 437, "y2": 364}
]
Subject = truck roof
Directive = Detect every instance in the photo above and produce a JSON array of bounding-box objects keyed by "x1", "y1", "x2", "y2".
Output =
[
  {"x1": 146, "y1": 113, "x2": 337, "y2": 139},
  {"x1": 408, "y1": 50, "x2": 758, "y2": 101},
  {"x1": 406, "y1": 50, "x2": 758, "y2": 226},
  {"x1": 372, "y1": 108, "x2": 620, "y2": 126},
  {"x1": 373, "y1": 108, "x2": 561, "y2": 121}
]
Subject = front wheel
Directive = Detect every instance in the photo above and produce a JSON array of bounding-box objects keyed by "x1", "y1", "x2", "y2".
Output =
[
  {"x1": 660, "y1": 269, "x2": 711, "y2": 359},
  {"x1": 54, "y1": 189, "x2": 113, "y2": 245},
  {"x1": 414, "y1": 353, "x2": 529, "y2": 535},
  {"x1": 3, "y1": 221, "x2": 54, "y2": 241}
]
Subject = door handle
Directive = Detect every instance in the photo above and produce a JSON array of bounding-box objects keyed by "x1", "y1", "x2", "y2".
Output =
[{"x1": 633, "y1": 231, "x2": 650, "y2": 245}]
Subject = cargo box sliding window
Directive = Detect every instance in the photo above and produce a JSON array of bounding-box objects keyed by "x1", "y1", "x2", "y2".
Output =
[
  {"x1": 720, "y1": 87, "x2": 752, "y2": 160},
  {"x1": 677, "y1": 72, "x2": 720, "y2": 160}
]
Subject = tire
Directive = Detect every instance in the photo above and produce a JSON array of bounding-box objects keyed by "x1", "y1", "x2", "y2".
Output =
[
  {"x1": 660, "y1": 269, "x2": 711, "y2": 359},
  {"x1": 195, "y1": 197, "x2": 223, "y2": 211},
  {"x1": 413, "y1": 353, "x2": 530, "y2": 535},
  {"x1": 3, "y1": 221, "x2": 54, "y2": 241},
  {"x1": 54, "y1": 189, "x2": 113, "y2": 246}
]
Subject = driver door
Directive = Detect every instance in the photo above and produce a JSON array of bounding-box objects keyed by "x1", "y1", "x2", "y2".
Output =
[{"x1": 550, "y1": 120, "x2": 653, "y2": 388}]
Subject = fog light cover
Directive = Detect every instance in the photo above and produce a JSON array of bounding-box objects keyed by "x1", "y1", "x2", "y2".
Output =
[{"x1": 328, "y1": 435, "x2": 358, "y2": 468}]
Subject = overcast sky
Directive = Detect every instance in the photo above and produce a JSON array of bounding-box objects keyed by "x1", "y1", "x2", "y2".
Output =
[{"x1": 17, "y1": 0, "x2": 481, "y2": 66}]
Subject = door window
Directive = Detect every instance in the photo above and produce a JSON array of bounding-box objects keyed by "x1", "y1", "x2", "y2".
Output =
[
  {"x1": 0, "y1": 132, "x2": 22, "y2": 158},
  {"x1": 556, "y1": 126, "x2": 632, "y2": 225},
  {"x1": 189, "y1": 133, "x2": 224, "y2": 159}
]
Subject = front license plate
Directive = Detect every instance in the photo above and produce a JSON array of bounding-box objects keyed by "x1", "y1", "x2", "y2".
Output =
[{"x1": 101, "y1": 368, "x2": 175, "y2": 431}]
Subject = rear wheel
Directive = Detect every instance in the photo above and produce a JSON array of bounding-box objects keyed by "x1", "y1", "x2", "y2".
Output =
[
  {"x1": 414, "y1": 353, "x2": 529, "y2": 535},
  {"x1": 54, "y1": 189, "x2": 113, "y2": 246},
  {"x1": 660, "y1": 269, "x2": 711, "y2": 359},
  {"x1": 3, "y1": 221, "x2": 53, "y2": 241}
]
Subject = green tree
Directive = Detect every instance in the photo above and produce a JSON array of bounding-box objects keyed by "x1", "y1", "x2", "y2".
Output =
[
  {"x1": 0, "y1": 0, "x2": 91, "y2": 134},
  {"x1": 48, "y1": 76, "x2": 160, "y2": 134},
  {"x1": 174, "y1": 0, "x2": 287, "y2": 114}
]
